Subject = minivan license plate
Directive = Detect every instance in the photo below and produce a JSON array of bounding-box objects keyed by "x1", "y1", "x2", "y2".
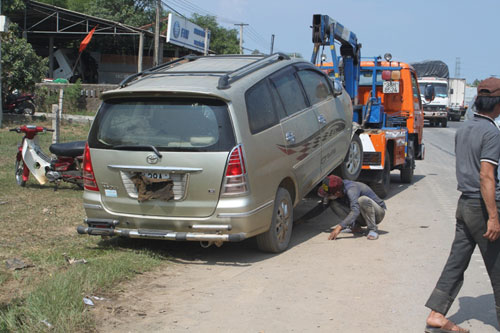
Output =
[{"x1": 143, "y1": 172, "x2": 170, "y2": 180}]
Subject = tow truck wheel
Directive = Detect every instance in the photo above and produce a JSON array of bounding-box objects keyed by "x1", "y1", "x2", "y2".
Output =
[
  {"x1": 371, "y1": 150, "x2": 390, "y2": 198},
  {"x1": 337, "y1": 133, "x2": 362, "y2": 180},
  {"x1": 400, "y1": 142, "x2": 414, "y2": 184},
  {"x1": 256, "y1": 187, "x2": 293, "y2": 253},
  {"x1": 441, "y1": 119, "x2": 447, "y2": 127}
]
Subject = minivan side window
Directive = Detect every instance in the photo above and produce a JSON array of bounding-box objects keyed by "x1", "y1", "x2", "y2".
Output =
[
  {"x1": 297, "y1": 70, "x2": 333, "y2": 105},
  {"x1": 270, "y1": 66, "x2": 308, "y2": 116},
  {"x1": 245, "y1": 79, "x2": 280, "y2": 134}
]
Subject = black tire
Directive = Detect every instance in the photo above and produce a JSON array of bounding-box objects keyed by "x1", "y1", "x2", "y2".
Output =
[
  {"x1": 337, "y1": 133, "x2": 363, "y2": 180},
  {"x1": 20, "y1": 101, "x2": 35, "y2": 116},
  {"x1": 256, "y1": 188, "x2": 293, "y2": 253},
  {"x1": 441, "y1": 119, "x2": 447, "y2": 128},
  {"x1": 15, "y1": 159, "x2": 26, "y2": 187},
  {"x1": 400, "y1": 142, "x2": 414, "y2": 184},
  {"x1": 371, "y1": 150, "x2": 390, "y2": 198}
]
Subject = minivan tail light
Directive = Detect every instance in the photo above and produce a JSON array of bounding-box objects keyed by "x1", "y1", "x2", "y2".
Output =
[
  {"x1": 222, "y1": 145, "x2": 248, "y2": 196},
  {"x1": 83, "y1": 143, "x2": 99, "y2": 191}
]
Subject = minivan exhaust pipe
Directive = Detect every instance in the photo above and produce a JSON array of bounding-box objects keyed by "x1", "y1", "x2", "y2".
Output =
[{"x1": 200, "y1": 241, "x2": 213, "y2": 248}]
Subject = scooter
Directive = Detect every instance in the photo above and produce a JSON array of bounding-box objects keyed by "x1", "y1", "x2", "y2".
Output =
[
  {"x1": 10, "y1": 125, "x2": 85, "y2": 189},
  {"x1": 3, "y1": 92, "x2": 36, "y2": 115}
]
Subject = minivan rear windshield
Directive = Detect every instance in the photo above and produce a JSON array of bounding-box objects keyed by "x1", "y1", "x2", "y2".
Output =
[{"x1": 88, "y1": 97, "x2": 235, "y2": 152}]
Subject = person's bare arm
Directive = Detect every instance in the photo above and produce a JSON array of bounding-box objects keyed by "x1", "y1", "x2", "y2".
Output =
[{"x1": 480, "y1": 161, "x2": 500, "y2": 241}]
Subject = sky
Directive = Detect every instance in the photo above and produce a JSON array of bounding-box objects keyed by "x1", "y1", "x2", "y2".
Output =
[{"x1": 167, "y1": 0, "x2": 500, "y2": 84}]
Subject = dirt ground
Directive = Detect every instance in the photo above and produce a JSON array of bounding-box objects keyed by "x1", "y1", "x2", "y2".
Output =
[{"x1": 91, "y1": 125, "x2": 500, "y2": 332}]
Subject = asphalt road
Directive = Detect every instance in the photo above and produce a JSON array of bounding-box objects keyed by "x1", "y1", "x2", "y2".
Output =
[{"x1": 94, "y1": 120, "x2": 500, "y2": 333}]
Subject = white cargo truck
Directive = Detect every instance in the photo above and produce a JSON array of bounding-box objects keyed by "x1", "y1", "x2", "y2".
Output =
[
  {"x1": 447, "y1": 78, "x2": 466, "y2": 121},
  {"x1": 418, "y1": 77, "x2": 449, "y2": 127},
  {"x1": 412, "y1": 60, "x2": 450, "y2": 127}
]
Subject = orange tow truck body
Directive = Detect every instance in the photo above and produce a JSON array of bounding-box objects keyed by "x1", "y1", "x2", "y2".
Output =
[{"x1": 320, "y1": 59, "x2": 425, "y2": 197}]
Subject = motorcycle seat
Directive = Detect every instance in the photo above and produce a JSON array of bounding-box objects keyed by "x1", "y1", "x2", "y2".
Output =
[{"x1": 49, "y1": 140, "x2": 86, "y2": 158}]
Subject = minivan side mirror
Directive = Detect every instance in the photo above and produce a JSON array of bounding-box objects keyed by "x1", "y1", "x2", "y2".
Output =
[
  {"x1": 332, "y1": 79, "x2": 343, "y2": 97},
  {"x1": 424, "y1": 84, "x2": 435, "y2": 102}
]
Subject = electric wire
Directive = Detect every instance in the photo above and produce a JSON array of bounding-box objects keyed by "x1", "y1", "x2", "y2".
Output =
[{"x1": 162, "y1": 0, "x2": 271, "y2": 53}]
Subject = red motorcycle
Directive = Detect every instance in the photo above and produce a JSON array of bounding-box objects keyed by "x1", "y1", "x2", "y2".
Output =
[
  {"x1": 10, "y1": 125, "x2": 85, "y2": 189},
  {"x1": 3, "y1": 92, "x2": 36, "y2": 115}
]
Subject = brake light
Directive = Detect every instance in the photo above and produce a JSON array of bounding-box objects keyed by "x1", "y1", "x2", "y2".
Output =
[
  {"x1": 222, "y1": 145, "x2": 248, "y2": 196},
  {"x1": 83, "y1": 143, "x2": 99, "y2": 191}
]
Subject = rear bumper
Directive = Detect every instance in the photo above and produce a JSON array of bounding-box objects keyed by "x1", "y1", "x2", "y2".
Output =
[
  {"x1": 77, "y1": 221, "x2": 246, "y2": 242},
  {"x1": 79, "y1": 191, "x2": 274, "y2": 242},
  {"x1": 423, "y1": 110, "x2": 447, "y2": 119}
]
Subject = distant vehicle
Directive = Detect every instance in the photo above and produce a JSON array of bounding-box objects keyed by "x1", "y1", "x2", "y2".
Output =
[
  {"x1": 412, "y1": 60, "x2": 449, "y2": 127},
  {"x1": 77, "y1": 53, "x2": 359, "y2": 253},
  {"x1": 418, "y1": 76, "x2": 449, "y2": 127},
  {"x1": 447, "y1": 78, "x2": 467, "y2": 121},
  {"x1": 3, "y1": 91, "x2": 36, "y2": 115}
]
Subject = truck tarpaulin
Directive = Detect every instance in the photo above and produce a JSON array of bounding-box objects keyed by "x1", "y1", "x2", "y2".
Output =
[{"x1": 410, "y1": 60, "x2": 449, "y2": 79}]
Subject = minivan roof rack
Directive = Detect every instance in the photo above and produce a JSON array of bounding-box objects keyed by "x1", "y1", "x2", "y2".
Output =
[
  {"x1": 217, "y1": 53, "x2": 290, "y2": 90},
  {"x1": 118, "y1": 53, "x2": 291, "y2": 89},
  {"x1": 119, "y1": 54, "x2": 198, "y2": 88}
]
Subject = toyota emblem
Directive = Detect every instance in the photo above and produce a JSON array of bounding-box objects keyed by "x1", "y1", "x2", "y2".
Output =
[{"x1": 146, "y1": 154, "x2": 159, "y2": 164}]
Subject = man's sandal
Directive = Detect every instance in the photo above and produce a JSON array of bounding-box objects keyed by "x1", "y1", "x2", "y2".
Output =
[{"x1": 424, "y1": 319, "x2": 470, "y2": 333}]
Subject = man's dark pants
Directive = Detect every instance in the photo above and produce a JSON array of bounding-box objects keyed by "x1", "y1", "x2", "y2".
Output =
[{"x1": 425, "y1": 196, "x2": 500, "y2": 326}]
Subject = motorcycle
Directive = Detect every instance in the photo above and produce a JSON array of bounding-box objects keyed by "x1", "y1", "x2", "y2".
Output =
[
  {"x1": 3, "y1": 92, "x2": 36, "y2": 115},
  {"x1": 10, "y1": 125, "x2": 86, "y2": 189}
]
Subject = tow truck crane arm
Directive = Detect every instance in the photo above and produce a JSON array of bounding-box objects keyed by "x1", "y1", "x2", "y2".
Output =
[{"x1": 311, "y1": 14, "x2": 362, "y2": 100}]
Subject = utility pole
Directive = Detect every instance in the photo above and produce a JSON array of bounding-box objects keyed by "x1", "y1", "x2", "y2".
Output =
[
  {"x1": 270, "y1": 34, "x2": 275, "y2": 55},
  {"x1": 153, "y1": 0, "x2": 161, "y2": 66},
  {"x1": 234, "y1": 23, "x2": 248, "y2": 55},
  {"x1": 455, "y1": 57, "x2": 461, "y2": 78},
  {"x1": 204, "y1": 28, "x2": 209, "y2": 55}
]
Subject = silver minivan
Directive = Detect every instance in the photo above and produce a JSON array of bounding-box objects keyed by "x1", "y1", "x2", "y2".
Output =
[{"x1": 77, "y1": 54, "x2": 360, "y2": 252}]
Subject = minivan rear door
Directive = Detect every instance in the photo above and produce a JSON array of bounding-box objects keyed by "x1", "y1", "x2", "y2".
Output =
[{"x1": 87, "y1": 97, "x2": 235, "y2": 218}]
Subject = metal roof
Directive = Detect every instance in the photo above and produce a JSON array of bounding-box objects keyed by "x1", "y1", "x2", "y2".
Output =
[{"x1": 8, "y1": 0, "x2": 157, "y2": 39}]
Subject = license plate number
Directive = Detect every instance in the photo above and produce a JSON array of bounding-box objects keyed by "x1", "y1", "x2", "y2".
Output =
[
  {"x1": 383, "y1": 81, "x2": 399, "y2": 93},
  {"x1": 143, "y1": 172, "x2": 170, "y2": 180}
]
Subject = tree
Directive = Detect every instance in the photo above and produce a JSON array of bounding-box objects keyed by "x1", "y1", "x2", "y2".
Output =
[
  {"x1": 190, "y1": 14, "x2": 239, "y2": 54},
  {"x1": 1, "y1": 24, "x2": 48, "y2": 99}
]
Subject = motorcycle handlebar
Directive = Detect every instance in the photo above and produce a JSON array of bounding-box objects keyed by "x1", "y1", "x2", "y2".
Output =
[
  {"x1": 45, "y1": 128, "x2": 55, "y2": 132},
  {"x1": 9, "y1": 128, "x2": 20, "y2": 132}
]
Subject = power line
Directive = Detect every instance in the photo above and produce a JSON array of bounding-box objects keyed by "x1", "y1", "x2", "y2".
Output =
[{"x1": 165, "y1": 0, "x2": 271, "y2": 53}]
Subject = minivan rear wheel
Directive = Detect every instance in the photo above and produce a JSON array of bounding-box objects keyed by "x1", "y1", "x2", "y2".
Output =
[{"x1": 256, "y1": 188, "x2": 293, "y2": 253}]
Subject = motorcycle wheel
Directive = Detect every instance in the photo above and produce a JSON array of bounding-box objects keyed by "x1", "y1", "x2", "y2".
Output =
[
  {"x1": 15, "y1": 159, "x2": 26, "y2": 187},
  {"x1": 20, "y1": 101, "x2": 35, "y2": 116}
]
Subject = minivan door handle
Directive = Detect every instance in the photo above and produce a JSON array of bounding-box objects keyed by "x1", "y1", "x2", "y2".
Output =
[
  {"x1": 317, "y1": 114, "x2": 327, "y2": 125},
  {"x1": 285, "y1": 131, "x2": 296, "y2": 144}
]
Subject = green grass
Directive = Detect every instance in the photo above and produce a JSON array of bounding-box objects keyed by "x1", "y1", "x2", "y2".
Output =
[{"x1": 0, "y1": 117, "x2": 169, "y2": 332}]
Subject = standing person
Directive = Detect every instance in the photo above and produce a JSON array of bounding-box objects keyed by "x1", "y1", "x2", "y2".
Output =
[
  {"x1": 424, "y1": 77, "x2": 500, "y2": 333},
  {"x1": 317, "y1": 175, "x2": 387, "y2": 240}
]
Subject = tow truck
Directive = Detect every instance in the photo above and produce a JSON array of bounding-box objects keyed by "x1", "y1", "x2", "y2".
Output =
[{"x1": 311, "y1": 14, "x2": 430, "y2": 197}]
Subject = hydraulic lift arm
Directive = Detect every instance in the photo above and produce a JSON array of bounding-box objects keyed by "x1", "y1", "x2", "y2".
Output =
[{"x1": 311, "y1": 14, "x2": 361, "y2": 100}]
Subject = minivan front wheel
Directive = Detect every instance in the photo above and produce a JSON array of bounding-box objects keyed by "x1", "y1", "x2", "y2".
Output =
[
  {"x1": 256, "y1": 188, "x2": 293, "y2": 253},
  {"x1": 337, "y1": 133, "x2": 362, "y2": 180}
]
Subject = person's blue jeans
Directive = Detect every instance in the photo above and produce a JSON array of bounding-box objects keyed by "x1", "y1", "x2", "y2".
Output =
[{"x1": 425, "y1": 196, "x2": 500, "y2": 326}]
